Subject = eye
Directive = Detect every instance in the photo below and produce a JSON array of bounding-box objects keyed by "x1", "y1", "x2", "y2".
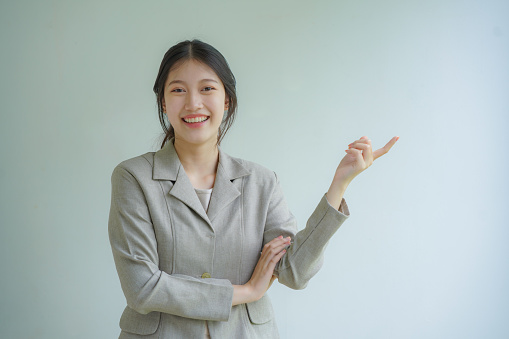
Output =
[
  {"x1": 202, "y1": 86, "x2": 215, "y2": 92},
  {"x1": 171, "y1": 88, "x2": 185, "y2": 93}
]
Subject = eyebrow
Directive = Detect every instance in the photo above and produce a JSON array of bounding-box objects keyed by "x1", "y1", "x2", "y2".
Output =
[{"x1": 167, "y1": 79, "x2": 219, "y2": 86}]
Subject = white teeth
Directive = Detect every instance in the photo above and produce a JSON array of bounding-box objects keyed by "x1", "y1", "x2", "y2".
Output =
[{"x1": 184, "y1": 116, "x2": 208, "y2": 123}]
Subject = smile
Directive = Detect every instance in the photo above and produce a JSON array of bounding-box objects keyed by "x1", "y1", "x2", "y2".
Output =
[{"x1": 182, "y1": 116, "x2": 209, "y2": 123}]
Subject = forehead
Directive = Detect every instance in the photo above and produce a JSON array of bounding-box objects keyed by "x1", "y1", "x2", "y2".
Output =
[{"x1": 167, "y1": 59, "x2": 221, "y2": 83}]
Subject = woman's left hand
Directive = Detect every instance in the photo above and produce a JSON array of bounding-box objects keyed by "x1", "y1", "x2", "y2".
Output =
[{"x1": 334, "y1": 136, "x2": 399, "y2": 185}]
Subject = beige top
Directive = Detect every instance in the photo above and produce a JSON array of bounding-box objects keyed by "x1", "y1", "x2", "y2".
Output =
[{"x1": 195, "y1": 187, "x2": 213, "y2": 213}]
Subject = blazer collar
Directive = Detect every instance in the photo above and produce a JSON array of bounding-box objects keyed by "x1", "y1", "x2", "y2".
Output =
[{"x1": 152, "y1": 138, "x2": 251, "y2": 225}]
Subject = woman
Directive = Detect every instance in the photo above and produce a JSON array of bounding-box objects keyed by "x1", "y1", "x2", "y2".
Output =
[{"x1": 108, "y1": 39, "x2": 398, "y2": 338}]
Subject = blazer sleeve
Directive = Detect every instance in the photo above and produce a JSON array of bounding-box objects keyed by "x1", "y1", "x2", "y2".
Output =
[
  {"x1": 265, "y1": 172, "x2": 350, "y2": 290},
  {"x1": 108, "y1": 165, "x2": 234, "y2": 321}
]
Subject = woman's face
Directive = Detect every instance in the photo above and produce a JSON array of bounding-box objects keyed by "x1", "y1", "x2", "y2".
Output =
[{"x1": 163, "y1": 59, "x2": 228, "y2": 147}]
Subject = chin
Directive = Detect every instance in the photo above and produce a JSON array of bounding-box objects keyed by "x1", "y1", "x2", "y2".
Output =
[{"x1": 175, "y1": 133, "x2": 219, "y2": 147}]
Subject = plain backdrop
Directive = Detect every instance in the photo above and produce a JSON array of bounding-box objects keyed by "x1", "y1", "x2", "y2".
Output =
[{"x1": 1, "y1": 0, "x2": 508, "y2": 338}]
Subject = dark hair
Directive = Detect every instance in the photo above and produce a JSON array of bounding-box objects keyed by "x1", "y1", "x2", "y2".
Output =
[{"x1": 153, "y1": 39, "x2": 238, "y2": 148}]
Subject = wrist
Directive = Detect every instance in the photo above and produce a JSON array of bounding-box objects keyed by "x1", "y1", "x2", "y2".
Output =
[
  {"x1": 327, "y1": 178, "x2": 349, "y2": 210},
  {"x1": 330, "y1": 177, "x2": 349, "y2": 195},
  {"x1": 232, "y1": 283, "x2": 256, "y2": 306},
  {"x1": 332, "y1": 173, "x2": 353, "y2": 188}
]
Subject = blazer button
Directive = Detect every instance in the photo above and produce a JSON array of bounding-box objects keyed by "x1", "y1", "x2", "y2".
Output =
[{"x1": 201, "y1": 272, "x2": 211, "y2": 279}]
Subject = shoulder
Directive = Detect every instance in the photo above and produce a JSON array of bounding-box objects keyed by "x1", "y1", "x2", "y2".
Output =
[
  {"x1": 224, "y1": 154, "x2": 282, "y2": 203},
  {"x1": 112, "y1": 152, "x2": 156, "y2": 180},
  {"x1": 225, "y1": 153, "x2": 278, "y2": 185}
]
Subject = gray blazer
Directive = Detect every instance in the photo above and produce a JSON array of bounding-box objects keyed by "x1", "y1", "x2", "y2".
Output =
[{"x1": 108, "y1": 140, "x2": 350, "y2": 338}]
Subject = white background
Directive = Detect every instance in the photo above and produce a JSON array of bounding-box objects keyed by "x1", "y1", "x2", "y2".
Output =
[{"x1": 1, "y1": 0, "x2": 508, "y2": 338}]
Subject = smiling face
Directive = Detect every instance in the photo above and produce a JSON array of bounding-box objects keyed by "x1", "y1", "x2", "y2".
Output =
[{"x1": 162, "y1": 59, "x2": 228, "y2": 148}]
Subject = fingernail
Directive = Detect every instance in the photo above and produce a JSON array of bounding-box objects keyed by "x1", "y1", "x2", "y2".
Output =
[{"x1": 278, "y1": 235, "x2": 283, "y2": 239}]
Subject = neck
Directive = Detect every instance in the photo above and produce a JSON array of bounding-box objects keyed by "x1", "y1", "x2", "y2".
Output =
[{"x1": 173, "y1": 137, "x2": 219, "y2": 189}]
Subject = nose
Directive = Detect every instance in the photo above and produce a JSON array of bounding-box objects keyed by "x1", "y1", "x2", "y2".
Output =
[{"x1": 184, "y1": 90, "x2": 203, "y2": 112}]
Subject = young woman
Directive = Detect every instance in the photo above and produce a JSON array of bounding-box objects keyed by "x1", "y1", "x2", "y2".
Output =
[{"x1": 108, "y1": 39, "x2": 398, "y2": 338}]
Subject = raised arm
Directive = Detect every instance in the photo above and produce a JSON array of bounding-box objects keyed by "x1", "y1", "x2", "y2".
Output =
[{"x1": 271, "y1": 136, "x2": 399, "y2": 289}]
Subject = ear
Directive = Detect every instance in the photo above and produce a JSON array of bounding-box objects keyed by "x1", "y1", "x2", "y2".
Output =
[
  {"x1": 162, "y1": 98, "x2": 167, "y2": 113},
  {"x1": 224, "y1": 97, "x2": 229, "y2": 110}
]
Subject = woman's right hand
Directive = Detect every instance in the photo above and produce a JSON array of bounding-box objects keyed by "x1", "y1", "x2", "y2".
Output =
[{"x1": 232, "y1": 235, "x2": 291, "y2": 305}]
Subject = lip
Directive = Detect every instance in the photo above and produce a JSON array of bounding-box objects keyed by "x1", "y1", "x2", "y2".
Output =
[{"x1": 182, "y1": 114, "x2": 209, "y2": 119}]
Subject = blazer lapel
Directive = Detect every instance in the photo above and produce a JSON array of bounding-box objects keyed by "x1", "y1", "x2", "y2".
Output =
[
  {"x1": 153, "y1": 139, "x2": 251, "y2": 227},
  {"x1": 153, "y1": 140, "x2": 211, "y2": 226},
  {"x1": 207, "y1": 149, "x2": 251, "y2": 222},
  {"x1": 171, "y1": 166, "x2": 212, "y2": 224}
]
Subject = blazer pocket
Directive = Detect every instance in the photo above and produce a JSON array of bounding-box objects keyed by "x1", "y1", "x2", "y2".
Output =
[
  {"x1": 119, "y1": 306, "x2": 161, "y2": 335},
  {"x1": 245, "y1": 294, "x2": 275, "y2": 325}
]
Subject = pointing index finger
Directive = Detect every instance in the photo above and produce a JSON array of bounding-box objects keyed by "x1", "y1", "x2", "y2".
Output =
[{"x1": 373, "y1": 136, "x2": 399, "y2": 160}]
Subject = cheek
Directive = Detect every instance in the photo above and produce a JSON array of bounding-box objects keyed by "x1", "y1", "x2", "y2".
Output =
[
  {"x1": 165, "y1": 98, "x2": 182, "y2": 117},
  {"x1": 209, "y1": 98, "x2": 225, "y2": 121},
  {"x1": 207, "y1": 95, "x2": 226, "y2": 112}
]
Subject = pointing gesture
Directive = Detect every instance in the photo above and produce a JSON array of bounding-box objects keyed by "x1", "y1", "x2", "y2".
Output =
[
  {"x1": 335, "y1": 136, "x2": 399, "y2": 184},
  {"x1": 326, "y1": 136, "x2": 399, "y2": 209}
]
